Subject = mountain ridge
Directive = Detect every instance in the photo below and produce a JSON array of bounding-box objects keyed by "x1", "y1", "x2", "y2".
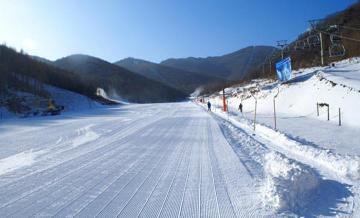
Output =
[
  {"x1": 161, "y1": 45, "x2": 278, "y2": 81},
  {"x1": 115, "y1": 57, "x2": 224, "y2": 94},
  {"x1": 53, "y1": 54, "x2": 187, "y2": 103}
]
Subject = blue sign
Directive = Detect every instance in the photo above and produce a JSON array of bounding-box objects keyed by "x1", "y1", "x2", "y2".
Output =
[{"x1": 276, "y1": 57, "x2": 292, "y2": 81}]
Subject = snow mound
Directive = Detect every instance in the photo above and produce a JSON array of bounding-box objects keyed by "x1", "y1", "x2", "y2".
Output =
[
  {"x1": 262, "y1": 152, "x2": 320, "y2": 213},
  {"x1": 0, "y1": 150, "x2": 43, "y2": 176},
  {"x1": 72, "y1": 125, "x2": 100, "y2": 147},
  {"x1": 258, "y1": 125, "x2": 360, "y2": 180}
]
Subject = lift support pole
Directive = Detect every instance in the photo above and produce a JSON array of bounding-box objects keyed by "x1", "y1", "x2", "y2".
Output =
[
  {"x1": 320, "y1": 32, "x2": 324, "y2": 66},
  {"x1": 222, "y1": 89, "x2": 227, "y2": 112}
]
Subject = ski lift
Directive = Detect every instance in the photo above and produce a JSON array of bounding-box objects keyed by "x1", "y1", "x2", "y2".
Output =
[
  {"x1": 327, "y1": 25, "x2": 339, "y2": 33},
  {"x1": 295, "y1": 41, "x2": 305, "y2": 50},
  {"x1": 307, "y1": 34, "x2": 320, "y2": 47},
  {"x1": 327, "y1": 24, "x2": 342, "y2": 43},
  {"x1": 283, "y1": 45, "x2": 290, "y2": 53},
  {"x1": 329, "y1": 43, "x2": 346, "y2": 57},
  {"x1": 303, "y1": 40, "x2": 310, "y2": 49},
  {"x1": 330, "y1": 34, "x2": 342, "y2": 43}
]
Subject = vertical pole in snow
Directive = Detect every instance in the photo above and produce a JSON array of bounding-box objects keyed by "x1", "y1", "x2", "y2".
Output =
[
  {"x1": 273, "y1": 86, "x2": 280, "y2": 130},
  {"x1": 222, "y1": 89, "x2": 227, "y2": 112},
  {"x1": 253, "y1": 99, "x2": 257, "y2": 131},
  {"x1": 339, "y1": 108, "x2": 341, "y2": 126},
  {"x1": 327, "y1": 105, "x2": 330, "y2": 121},
  {"x1": 319, "y1": 32, "x2": 324, "y2": 66},
  {"x1": 317, "y1": 103, "x2": 319, "y2": 116},
  {"x1": 227, "y1": 99, "x2": 229, "y2": 120},
  {"x1": 273, "y1": 98, "x2": 276, "y2": 130},
  {"x1": 269, "y1": 60, "x2": 272, "y2": 75}
]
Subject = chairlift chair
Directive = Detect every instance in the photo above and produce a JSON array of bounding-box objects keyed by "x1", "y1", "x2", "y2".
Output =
[
  {"x1": 303, "y1": 40, "x2": 310, "y2": 49},
  {"x1": 327, "y1": 25, "x2": 339, "y2": 33},
  {"x1": 307, "y1": 34, "x2": 320, "y2": 47},
  {"x1": 326, "y1": 24, "x2": 342, "y2": 44},
  {"x1": 329, "y1": 43, "x2": 346, "y2": 57},
  {"x1": 330, "y1": 34, "x2": 342, "y2": 44}
]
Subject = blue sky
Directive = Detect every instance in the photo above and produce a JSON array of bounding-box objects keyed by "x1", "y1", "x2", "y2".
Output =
[{"x1": 0, "y1": 0, "x2": 357, "y2": 63}]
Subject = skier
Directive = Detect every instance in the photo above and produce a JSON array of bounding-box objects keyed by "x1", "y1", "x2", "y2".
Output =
[
  {"x1": 207, "y1": 101, "x2": 211, "y2": 111},
  {"x1": 238, "y1": 102, "x2": 243, "y2": 113}
]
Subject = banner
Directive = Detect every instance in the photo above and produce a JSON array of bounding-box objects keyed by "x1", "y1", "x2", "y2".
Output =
[{"x1": 276, "y1": 57, "x2": 292, "y2": 82}]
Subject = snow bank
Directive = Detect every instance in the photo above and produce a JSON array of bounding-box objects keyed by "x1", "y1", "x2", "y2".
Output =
[
  {"x1": 201, "y1": 57, "x2": 360, "y2": 179},
  {"x1": 257, "y1": 124, "x2": 360, "y2": 180},
  {"x1": 211, "y1": 106, "x2": 360, "y2": 180},
  {"x1": 0, "y1": 150, "x2": 42, "y2": 175},
  {"x1": 46, "y1": 85, "x2": 102, "y2": 111},
  {"x1": 262, "y1": 152, "x2": 319, "y2": 212}
]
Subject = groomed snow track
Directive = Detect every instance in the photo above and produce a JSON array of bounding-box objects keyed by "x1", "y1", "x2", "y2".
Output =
[{"x1": 0, "y1": 102, "x2": 356, "y2": 217}]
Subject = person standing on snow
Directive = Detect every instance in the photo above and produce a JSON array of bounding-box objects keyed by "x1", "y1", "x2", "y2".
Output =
[
  {"x1": 238, "y1": 102, "x2": 243, "y2": 113},
  {"x1": 207, "y1": 101, "x2": 211, "y2": 111}
]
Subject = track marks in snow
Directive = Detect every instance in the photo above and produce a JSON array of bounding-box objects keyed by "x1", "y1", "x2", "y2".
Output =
[
  {"x1": 211, "y1": 108, "x2": 355, "y2": 217},
  {"x1": 0, "y1": 103, "x2": 275, "y2": 217}
]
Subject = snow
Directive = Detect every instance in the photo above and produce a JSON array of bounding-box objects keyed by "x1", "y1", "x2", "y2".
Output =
[
  {"x1": 0, "y1": 85, "x2": 103, "y2": 120},
  {"x1": 206, "y1": 57, "x2": 360, "y2": 156},
  {"x1": 262, "y1": 152, "x2": 320, "y2": 212},
  {"x1": 46, "y1": 85, "x2": 101, "y2": 112},
  {"x1": 1, "y1": 58, "x2": 360, "y2": 217},
  {"x1": 0, "y1": 150, "x2": 44, "y2": 176},
  {"x1": 206, "y1": 104, "x2": 359, "y2": 216},
  {"x1": 256, "y1": 123, "x2": 360, "y2": 180},
  {"x1": 0, "y1": 102, "x2": 359, "y2": 216},
  {"x1": 191, "y1": 57, "x2": 360, "y2": 216},
  {"x1": 1, "y1": 103, "x2": 264, "y2": 217},
  {"x1": 72, "y1": 125, "x2": 100, "y2": 147}
]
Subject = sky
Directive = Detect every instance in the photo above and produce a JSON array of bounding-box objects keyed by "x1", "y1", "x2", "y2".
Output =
[{"x1": 0, "y1": 0, "x2": 357, "y2": 63}]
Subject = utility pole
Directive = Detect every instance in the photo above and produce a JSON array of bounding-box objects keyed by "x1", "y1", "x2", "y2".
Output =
[{"x1": 277, "y1": 40, "x2": 288, "y2": 59}]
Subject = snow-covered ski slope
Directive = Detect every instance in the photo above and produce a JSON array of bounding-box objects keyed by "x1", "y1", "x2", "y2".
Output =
[
  {"x1": 0, "y1": 101, "x2": 359, "y2": 217},
  {"x1": 208, "y1": 57, "x2": 360, "y2": 156}
]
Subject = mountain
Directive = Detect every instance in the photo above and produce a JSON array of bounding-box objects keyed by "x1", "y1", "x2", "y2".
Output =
[
  {"x1": 0, "y1": 45, "x2": 95, "y2": 99},
  {"x1": 54, "y1": 54, "x2": 187, "y2": 103},
  {"x1": 161, "y1": 46, "x2": 278, "y2": 81},
  {"x1": 31, "y1": 55, "x2": 54, "y2": 65},
  {"x1": 114, "y1": 58, "x2": 223, "y2": 94}
]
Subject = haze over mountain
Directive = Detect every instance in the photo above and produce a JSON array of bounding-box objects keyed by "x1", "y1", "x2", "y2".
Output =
[
  {"x1": 161, "y1": 46, "x2": 278, "y2": 81},
  {"x1": 54, "y1": 54, "x2": 187, "y2": 103},
  {"x1": 115, "y1": 58, "x2": 223, "y2": 94}
]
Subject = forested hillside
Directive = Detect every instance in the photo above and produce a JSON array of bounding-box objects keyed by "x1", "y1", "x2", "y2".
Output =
[
  {"x1": 201, "y1": 1, "x2": 360, "y2": 94},
  {"x1": 54, "y1": 54, "x2": 187, "y2": 103}
]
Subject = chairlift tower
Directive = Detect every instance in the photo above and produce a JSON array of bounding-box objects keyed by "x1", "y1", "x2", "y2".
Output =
[
  {"x1": 276, "y1": 40, "x2": 288, "y2": 59},
  {"x1": 308, "y1": 19, "x2": 325, "y2": 66}
]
